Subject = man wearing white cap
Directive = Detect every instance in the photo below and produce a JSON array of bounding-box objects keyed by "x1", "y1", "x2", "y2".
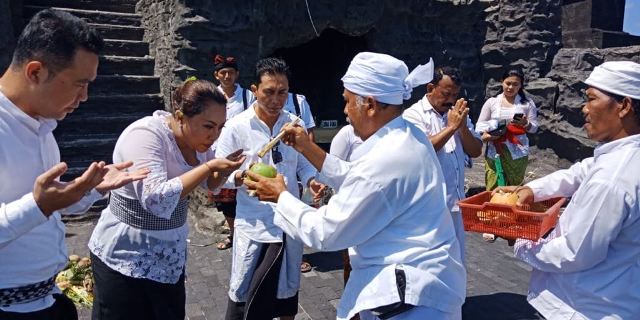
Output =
[
  {"x1": 498, "y1": 60, "x2": 640, "y2": 319},
  {"x1": 244, "y1": 52, "x2": 466, "y2": 320}
]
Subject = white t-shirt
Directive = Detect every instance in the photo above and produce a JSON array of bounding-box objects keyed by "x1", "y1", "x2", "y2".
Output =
[{"x1": 218, "y1": 84, "x2": 254, "y2": 120}]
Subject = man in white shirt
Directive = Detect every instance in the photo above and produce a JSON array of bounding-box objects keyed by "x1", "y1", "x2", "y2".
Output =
[
  {"x1": 213, "y1": 54, "x2": 254, "y2": 120},
  {"x1": 246, "y1": 52, "x2": 466, "y2": 320},
  {"x1": 403, "y1": 66, "x2": 482, "y2": 264},
  {"x1": 501, "y1": 61, "x2": 640, "y2": 320},
  {"x1": 0, "y1": 9, "x2": 147, "y2": 320},
  {"x1": 216, "y1": 57, "x2": 317, "y2": 320}
]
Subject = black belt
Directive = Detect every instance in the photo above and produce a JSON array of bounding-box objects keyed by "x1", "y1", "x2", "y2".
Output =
[
  {"x1": 110, "y1": 193, "x2": 188, "y2": 230},
  {"x1": 370, "y1": 267, "x2": 415, "y2": 319},
  {"x1": 0, "y1": 276, "x2": 56, "y2": 307}
]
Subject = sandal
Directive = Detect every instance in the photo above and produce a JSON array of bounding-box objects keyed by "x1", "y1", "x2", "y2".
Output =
[
  {"x1": 300, "y1": 261, "x2": 312, "y2": 273},
  {"x1": 216, "y1": 236, "x2": 233, "y2": 250}
]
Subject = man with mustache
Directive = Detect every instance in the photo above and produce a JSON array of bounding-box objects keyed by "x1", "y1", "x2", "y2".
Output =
[
  {"x1": 245, "y1": 52, "x2": 466, "y2": 320},
  {"x1": 403, "y1": 66, "x2": 482, "y2": 264},
  {"x1": 499, "y1": 61, "x2": 640, "y2": 319},
  {"x1": 215, "y1": 57, "x2": 318, "y2": 320}
]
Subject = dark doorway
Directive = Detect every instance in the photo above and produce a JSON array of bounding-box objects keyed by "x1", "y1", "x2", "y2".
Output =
[{"x1": 271, "y1": 28, "x2": 368, "y2": 127}]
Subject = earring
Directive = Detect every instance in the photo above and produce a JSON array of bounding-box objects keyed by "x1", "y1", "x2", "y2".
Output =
[{"x1": 175, "y1": 109, "x2": 184, "y2": 118}]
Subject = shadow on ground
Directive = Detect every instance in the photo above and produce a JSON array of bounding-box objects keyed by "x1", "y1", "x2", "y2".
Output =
[{"x1": 463, "y1": 292, "x2": 542, "y2": 320}]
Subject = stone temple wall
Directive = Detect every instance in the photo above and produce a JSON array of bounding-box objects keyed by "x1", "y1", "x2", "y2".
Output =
[
  {"x1": 3, "y1": 0, "x2": 640, "y2": 162},
  {"x1": 137, "y1": 0, "x2": 492, "y2": 113}
]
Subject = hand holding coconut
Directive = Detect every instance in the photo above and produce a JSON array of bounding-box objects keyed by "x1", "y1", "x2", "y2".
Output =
[{"x1": 243, "y1": 168, "x2": 287, "y2": 203}]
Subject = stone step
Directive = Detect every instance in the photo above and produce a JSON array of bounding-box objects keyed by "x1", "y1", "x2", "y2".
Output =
[
  {"x1": 90, "y1": 23, "x2": 144, "y2": 41},
  {"x1": 55, "y1": 133, "x2": 118, "y2": 162},
  {"x1": 99, "y1": 55, "x2": 155, "y2": 76},
  {"x1": 91, "y1": 75, "x2": 160, "y2": 95},
  {"x1": 24, "y1": 0, "x2": 137, "y2": 14},
  {"x1": 103, "y1": 39, "x2": 149, "y2": 57},
  {"x1": 56, "y1": 113, "x2": 147, "y2": 136},
  {"x1": 23, "y1": 6, "x2": 141, "y2": 26},
  {"x1": 72, "y1": 94, "x2": 163, "y2": 116}
]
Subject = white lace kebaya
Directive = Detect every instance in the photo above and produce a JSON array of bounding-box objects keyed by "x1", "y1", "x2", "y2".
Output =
[{"x1": 89, "y1": 110, "x2": 214, "y2": 284}]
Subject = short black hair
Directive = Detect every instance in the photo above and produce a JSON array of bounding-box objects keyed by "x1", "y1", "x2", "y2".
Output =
[
  {"x1": 11, "y1": 9, "x2": 103, "y2": 76},
  {"x1": 254, "y1": 57, "x2": 290, "y2": 85},
  {"x1": 430, "y1": 66, "x2": 462, "y2": 87},
  {"x1": 604, "y1": 91, "x2": 640, "y2": 126},
  {"x1": 501, "y1": 68, "x2": 528, "y2": 103}
]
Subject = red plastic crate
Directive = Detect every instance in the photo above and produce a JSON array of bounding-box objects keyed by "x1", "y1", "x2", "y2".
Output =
[{"x1": 458, "y1": 191, "x2": 565, "y2": 241}]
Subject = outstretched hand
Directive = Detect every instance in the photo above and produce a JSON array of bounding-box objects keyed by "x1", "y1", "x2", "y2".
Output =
[
  {"x1": 95, "y1": 161, "x2": 150, "y2": 195},
  {"x1": 243, "y1": 171, "x2": 287, "y2": 203},
  {"x1": 34, "y1": 162, "x2": 107, "y2": 217},
  {"x1": 492, "y1": 186, "x2": 534, "y2": 206},
  {"x1": 207, "y1": 150, "x2": 246, "y2": 177}
]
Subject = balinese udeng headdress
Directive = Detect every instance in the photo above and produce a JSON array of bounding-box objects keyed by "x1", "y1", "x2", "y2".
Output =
[
  {"x1": 584, "y1": 61, "x2": 640, "y2": 100},
  {"x1": 214, "y1": 54, "x2": 238, "y2": 72},
  {"x1": 341, "y1": 52, "x2": 434, "y2": 105}
]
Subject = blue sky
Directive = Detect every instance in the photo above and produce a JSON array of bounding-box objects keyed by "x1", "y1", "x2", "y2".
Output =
[{"x1": 625, "y1": 0, "x2": 640, "y2": 35}]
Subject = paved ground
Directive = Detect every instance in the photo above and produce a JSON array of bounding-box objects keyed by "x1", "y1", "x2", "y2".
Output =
[
  {"x1": 64, "y1": 215, "x2": 540, "y2": 320},
  {"x1": 64, "y1": 146, "x2": 570, "y2": 319}
]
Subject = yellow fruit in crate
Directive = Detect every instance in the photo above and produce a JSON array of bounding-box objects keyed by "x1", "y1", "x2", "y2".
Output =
[{"x1": 489, "y1": 190, "x2": 519, "y2": 206}]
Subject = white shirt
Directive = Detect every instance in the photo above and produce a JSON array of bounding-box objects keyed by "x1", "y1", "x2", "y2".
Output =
[
  {"x1": 216, "y1": 104, "x2": 317, "y2": 242},
  {"x1": 329, "y1": 125, "x2": 362, "y2": 161},
  {"x1": 403, "y1": 96, "x2": 481, "y2": 213},
  {"x1": 0, "y1": 91, "x2": 102, "y2": 312},
  {"x1": 514, "y1": 134, "x2": 640, "y2": 320},
  {"x1": 218, "y1": 84, "x2": 254, "y2": 120},
  {"x1": 475, "y1": 93, "x2": 538, "y2": 159},
  {"x1": 283, "y1": 93, "x2": 315, "y2": 129},
  {"x1": 89, "y1": 110, "x2": 214, "y2": 284},
  {"x1": 274, "y1": 116, "x2": 466, "y2": 320}
]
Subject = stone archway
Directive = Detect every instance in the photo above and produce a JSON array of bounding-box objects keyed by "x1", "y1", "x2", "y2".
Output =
[{"x1": 270, "y1": 28, "x2": 368, "y2": 127}]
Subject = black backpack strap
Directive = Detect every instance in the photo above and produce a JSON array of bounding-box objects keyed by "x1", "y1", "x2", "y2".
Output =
[
  {"x1": 291, "y1": 93, "x2": 301, "y2": 117},
  {"x1": 242, "y1": 88, "x2": 248, "y2": 110}
]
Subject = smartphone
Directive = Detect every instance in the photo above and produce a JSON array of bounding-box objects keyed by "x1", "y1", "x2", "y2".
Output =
[{"x1": 513, "y1": 113, "x2": 524, "y2": 121}]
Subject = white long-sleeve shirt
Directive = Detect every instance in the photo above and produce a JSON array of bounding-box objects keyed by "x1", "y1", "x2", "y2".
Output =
[
  {"x1": 475, "y1": 93, "x2": 538, "y2": 159},
  {"x1": 89, "y1": 110, "x2": 213, "y2": 284},
  {"x1": 0, "y1": 91, "x2": 102, "y2": 313},
  {"x1": 514, "y1": 134, "x2": 640, "y2": 320},
  {"x1": 329, "y1": 125, "x2": 362, "y2": 161},
  {"x1": 403, "y1": 96, "x2": 481, "y2": 213},
  {"x1": 274, "y1": 116, "x2": 466, "y2": 320},
  {"x1": 215, "y1": 104, "x2": 317, "y2": 243}
]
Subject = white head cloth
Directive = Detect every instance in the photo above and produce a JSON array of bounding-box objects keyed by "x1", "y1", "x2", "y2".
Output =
[
  {"x1": 341, "y1": 52, "x2": 434, "y2": 105},
  {"x1": 584, "y1": 60, "x2": 640, "y2": 100}
]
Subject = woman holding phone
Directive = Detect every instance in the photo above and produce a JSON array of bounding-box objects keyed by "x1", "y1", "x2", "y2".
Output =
[{"x1": 475, "y1": 68, "x2": 538, "y2": 190}]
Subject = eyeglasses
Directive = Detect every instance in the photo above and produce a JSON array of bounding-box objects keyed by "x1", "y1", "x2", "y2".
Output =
[{"x1": 272, "y1": 140, "x2": 283, "y2": 164}]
